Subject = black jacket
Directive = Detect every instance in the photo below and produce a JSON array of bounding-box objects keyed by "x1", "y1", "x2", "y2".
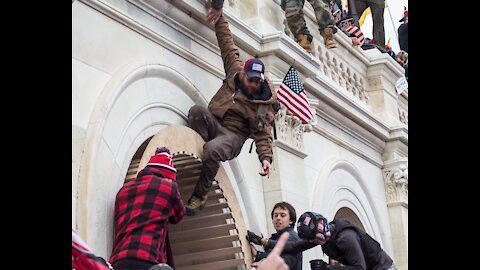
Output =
[
  {"x1": 398, "y1": 23, "x2": 408, "y2": 53},
  {"x1": 277, "y1": 220, "x2": 394, "y2": 270},
  {"x1": 322, "y1": 219, "x2": 393, "y2": 270},
  {"x1": 254, "y1": 227, "x2": 302, "y2": 270}
]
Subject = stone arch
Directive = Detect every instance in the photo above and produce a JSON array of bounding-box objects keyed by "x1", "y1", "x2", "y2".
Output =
[
  {"x1": 334, "y1": 207, "x2": 365, "y2": 230},
  {"x1": 133, "y1": 125, "x2": 252, "y2": 269},
  {"x1": 75, "y1": 60, "x2": 208, "y2": 257},
  {"x1": 311, "y1": 158, "x2": 386, "y2": 247}
]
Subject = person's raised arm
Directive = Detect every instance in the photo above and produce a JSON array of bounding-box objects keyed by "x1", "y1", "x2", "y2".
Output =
[
  {"x1": 265, "y1": 238, "x2": 318, "y2": 254},
  {"x1": 213, "y1": 14, "x2": 243, "y2": 78}
]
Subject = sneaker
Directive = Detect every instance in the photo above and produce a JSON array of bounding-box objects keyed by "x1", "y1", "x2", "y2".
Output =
[{"x1": 185, "y1": 194, "x2": 208, "y2": 216}]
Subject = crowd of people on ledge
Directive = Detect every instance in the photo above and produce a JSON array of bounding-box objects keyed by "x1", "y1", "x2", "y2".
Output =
[{"x1": 327, "y1": 1, "x2": 408, "y2": 80}]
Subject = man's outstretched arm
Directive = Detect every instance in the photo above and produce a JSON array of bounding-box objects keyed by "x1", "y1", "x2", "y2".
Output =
[
  {"x1": 214, "y1": 13, "x2": 243, "y2": 77},
  {"x1": 265, "y1": 238, "x2": 318, "y2": 254}
]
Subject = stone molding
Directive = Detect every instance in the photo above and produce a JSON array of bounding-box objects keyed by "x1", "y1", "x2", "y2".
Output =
[
  {"x1": 273, "y1": 107, "x2": 312, "y2": 157},
  {"x1": 318, "y1": 48, "x2": 369, "y2": 108},
  {"x1": 398, "y1": 107, "x2": 408, "y2": 125},
  {"x1": 383, "y1": 162, "x2": 408, "y2": 205}
]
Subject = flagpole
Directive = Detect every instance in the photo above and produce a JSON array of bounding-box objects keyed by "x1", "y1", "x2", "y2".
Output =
[{"x1": 386, "y1": 0, "x2": 398, "y2": 41}]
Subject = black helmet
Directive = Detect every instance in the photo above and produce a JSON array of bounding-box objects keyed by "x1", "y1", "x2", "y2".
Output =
[{"x1": 296, "y1": 212, "x2": 330, "y2": 243}]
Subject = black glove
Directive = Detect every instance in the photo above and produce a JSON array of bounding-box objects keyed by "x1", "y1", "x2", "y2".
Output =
[
  {"x1": 310, "y1": 259, "x2": 329, "y2": 270},
  {"x1": 246, "y1": 230, "x2": 263, "y2": 245}
]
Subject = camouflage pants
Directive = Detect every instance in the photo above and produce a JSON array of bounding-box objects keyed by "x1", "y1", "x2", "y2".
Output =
[{"x1": 281, "y1": 0, "x2": 334, "y2": 41}]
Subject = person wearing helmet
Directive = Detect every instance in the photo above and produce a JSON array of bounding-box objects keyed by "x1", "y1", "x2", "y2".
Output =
[{"x1": 267, "y1": 212, "x2": 397, "y2": 270}]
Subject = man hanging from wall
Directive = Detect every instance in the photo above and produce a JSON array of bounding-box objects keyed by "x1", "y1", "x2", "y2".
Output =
[{"x1": 185, "y1": 0, "x2": 279, "y2": 216}]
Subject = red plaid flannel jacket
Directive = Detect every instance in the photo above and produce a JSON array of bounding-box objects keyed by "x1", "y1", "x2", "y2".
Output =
[{"x1": 109, "y1": 166, "x2": 185, "y2": 265}]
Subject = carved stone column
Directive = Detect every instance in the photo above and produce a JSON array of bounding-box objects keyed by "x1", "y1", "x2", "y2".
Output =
[
  {"x1": 384, "y1": 162, "x2": 408, "y2": 205},
  {"x1": 383, "y1": 160, "x2": 408, "y2": 270},
  {"x1": 273, "y1": 107, "x2": 313, "y2": 157}
]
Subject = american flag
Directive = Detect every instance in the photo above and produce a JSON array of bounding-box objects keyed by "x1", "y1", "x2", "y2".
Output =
[
  {"x1": 277, "y1": 66, "x2": 314, "y2": 124},
  {"x1": 345, "y1": 25, "x2": 365, "y2": 46}
]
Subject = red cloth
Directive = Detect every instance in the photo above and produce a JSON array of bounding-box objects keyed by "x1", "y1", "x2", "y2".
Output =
[
  {"x1": 146, "y1": 152, "x2": 177, "y2": 181},
  {"x1": 109, "y1": 166, "x2": 185, "y2": 266},
  {"x1": 72, "y1": 229, "x2": 112, "y2": 270},
  {"x1": 345, "y1": 25, "x2": 365, "y2": 46},
  {"x1": 277, "y1": 66, "x2": 314, "y2": 124}
]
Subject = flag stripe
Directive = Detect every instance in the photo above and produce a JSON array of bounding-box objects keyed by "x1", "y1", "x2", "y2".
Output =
[
  {"x1": 277, "y1": 88, "x2": 311, "y2": 120},
  {"x1": 278, "y1": 85, "x2": 313, "y2": 119},
  {"x1": 346, "y1": 25, "x2": 365, "y2": 45},
  {"x1": 281, "y1": 85, "x2": 313, "y2": 118},
  {"x1": 277, "y1": 95, "x2": 308, "y2": 123},
  {"x1": 277, "y1": 94, "x2": 311, "y2": 124},
  {"x1": 276, "y1": 66, "x2": 314, "y2": 124}
]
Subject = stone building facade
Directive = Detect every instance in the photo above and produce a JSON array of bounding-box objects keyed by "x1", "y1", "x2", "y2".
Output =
[{"x1": 72, "y1": 1, "x2": 408, "y2": 269}]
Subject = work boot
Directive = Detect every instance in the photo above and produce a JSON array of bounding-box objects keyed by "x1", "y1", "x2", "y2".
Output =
[
  {"x1": 296, "y1": 34, "x2": 313, "y2": 53},
  {"x1": 321, "y1": 27, "x2": 337, "y2": 49},
  {"x1": 186, "y1": 193, "x2": 208, "y2": 216}
]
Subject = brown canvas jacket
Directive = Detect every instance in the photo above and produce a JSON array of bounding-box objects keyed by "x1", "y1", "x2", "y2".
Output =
[{"x1": 208, "y1": 16, "x2": 277, "y2": 163}]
